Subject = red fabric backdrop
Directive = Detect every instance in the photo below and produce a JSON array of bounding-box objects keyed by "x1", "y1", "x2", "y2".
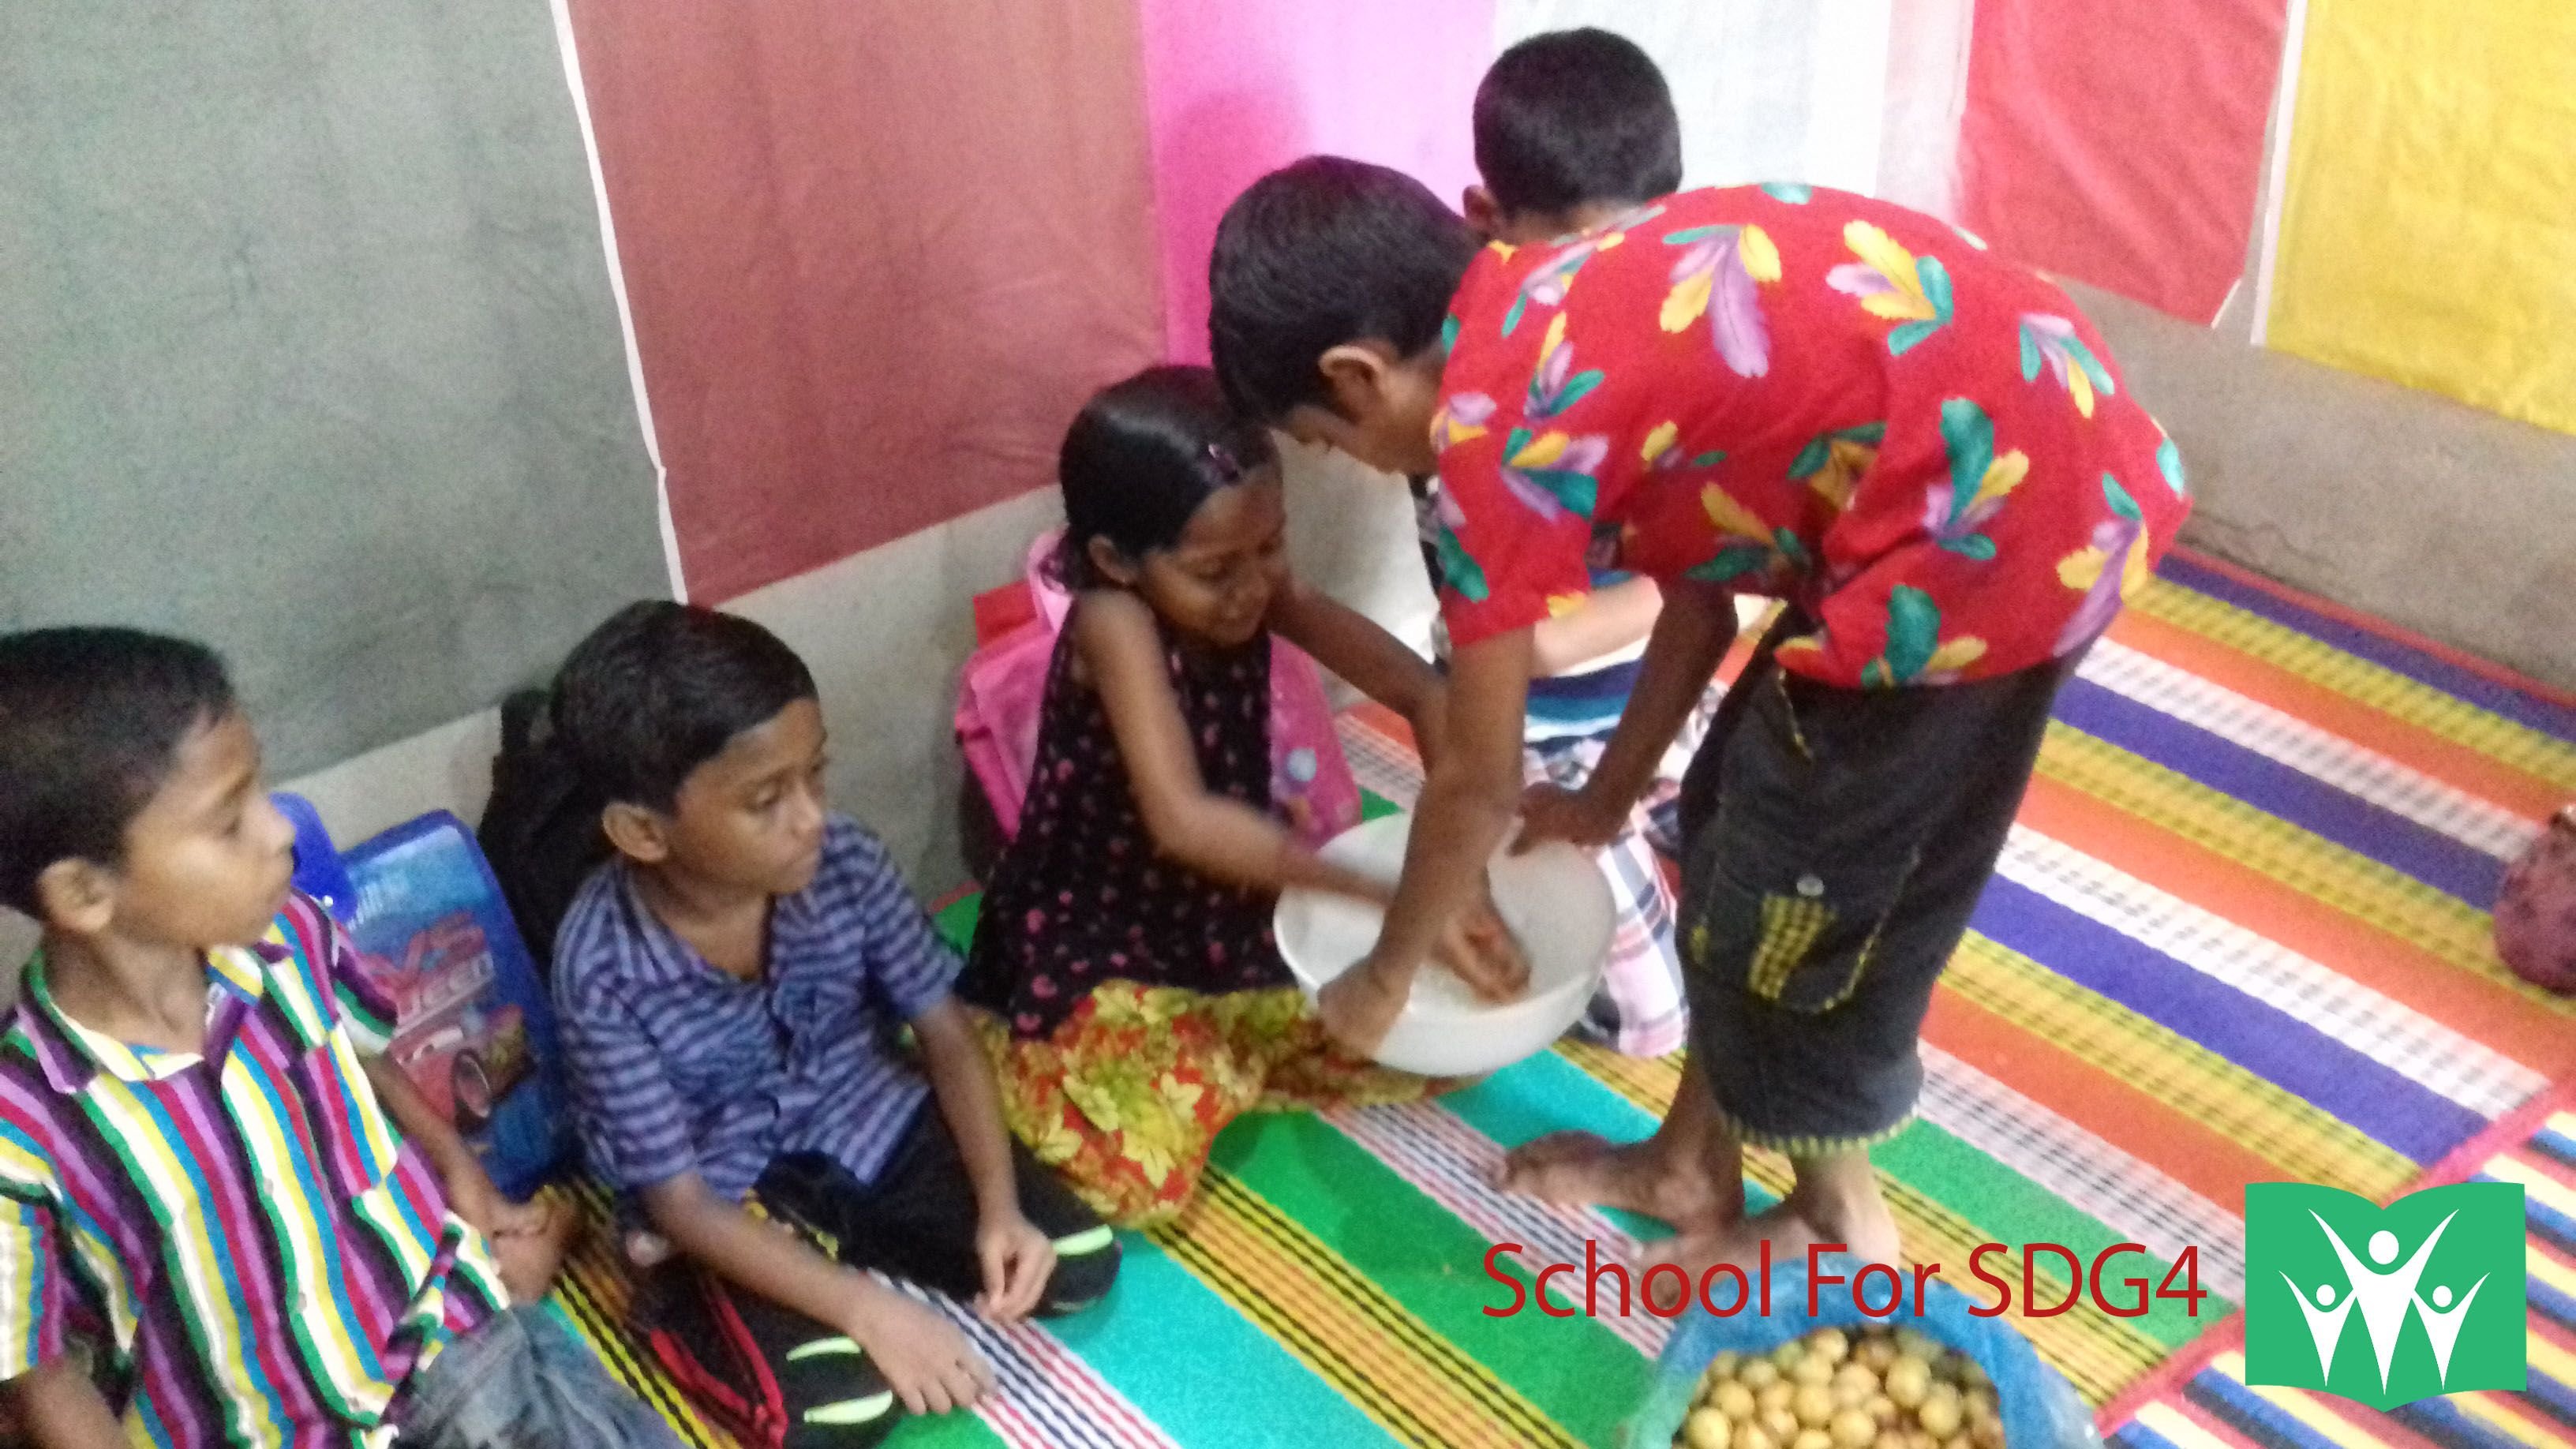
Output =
[
  {"x1": 1958, "y1": 0, "x2": 2288, "y2": 323},
  {"x1": 564, "y1": 1, "x2": 1164, "y2": 601}
]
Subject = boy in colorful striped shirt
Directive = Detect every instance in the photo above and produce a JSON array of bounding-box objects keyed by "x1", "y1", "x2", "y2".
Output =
[{"x1": 0, "y1": 627, "x2": 682, "y2": 1449}]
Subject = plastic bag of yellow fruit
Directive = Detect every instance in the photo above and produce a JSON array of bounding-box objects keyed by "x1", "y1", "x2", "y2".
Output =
[{"x1": 1623, "y1": 1255, "x2": 2096, "y2": 1449}]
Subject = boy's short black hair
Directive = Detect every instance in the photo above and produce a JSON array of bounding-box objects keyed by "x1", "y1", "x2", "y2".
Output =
[
  {"x1": 1208, "y1": 156, "x2": 1478, "y2": 425},
  {"x1": 550, "y1": 602, "x2": 818, "y2": 812},
  {"x1": 1474, "y1": 28, "x2": 1683, "y2": 218},
  {"x1": 0, "y1": 628, "x2": 236, "y2": 915}
]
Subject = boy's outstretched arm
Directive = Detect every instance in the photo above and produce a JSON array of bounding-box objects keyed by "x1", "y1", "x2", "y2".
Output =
[
  {"x1": 1266, "y1": 579, "x2": 1449, "y2": 773},
  {"x1": 1322, "y1": 626, "x2": 1535, "y2": 1054},
  {"x1": 1516, "y1": 579, "x2": 1737, "y2": 850},
  {"x1": 332, "y1": 915, "x2": 562, "y2": 1304},
  {"x1": 1528, "y1": 576, "x2": 1662, "y2": 677},
  {"x1": 910, "y1": 998, "x2": 1051, "y2": 1322},
  {"x1": 360, "y1": 1056, "x2": 561, "y2": 1305},
  {"x1": 13, "y1": 1358, "x2": 125, "y2": 1449},
  {"x1": 1079, "y1": 591, "x2": 1391, "y2": 904}
]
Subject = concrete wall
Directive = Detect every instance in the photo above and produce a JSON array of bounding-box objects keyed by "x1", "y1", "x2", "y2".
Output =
[
  {"x1": 0, "y1": 489, "x2": 1065, "y2": 979},
  {"x1": 10, "y1": 292, "x2": 2567, "y2": 980},
  {"x1": 2050, "y1": 36, "x2": 2576, "y2": 695},
  {"x1": 244, "y1": 305, "x2": 2576, "y2": 900},
  {"x1": 2072, "y1": 279, "x2": 2576, "y2": 691},
  {"x1": 0, "y1": 453, "x2": 1415, "y2": 979},
  {"x1": 280, "y1": 485, "x2": 1064, "y2": 899},
  {"x1": 1279, "y1": 438, "x2": 1442, "y2": 683},
  {"x1": 253, "y1": 453, "x2": 1423, "y2": 899}
]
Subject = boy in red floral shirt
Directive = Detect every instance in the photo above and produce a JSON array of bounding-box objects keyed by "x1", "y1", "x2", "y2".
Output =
[{"x1": 1208, "y1": 144, "x2": 2188, "y2": 1272}]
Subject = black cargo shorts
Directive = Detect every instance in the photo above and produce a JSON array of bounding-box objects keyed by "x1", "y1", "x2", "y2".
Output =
[{"x1": 1672, "y1": 610, "x2": 2074, "y2": 1155}]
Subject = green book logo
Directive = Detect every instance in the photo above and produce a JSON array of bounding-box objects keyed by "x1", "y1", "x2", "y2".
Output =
[{"x1": 2244, "y1": 1182, "x2": 2526, "y2": 1408}]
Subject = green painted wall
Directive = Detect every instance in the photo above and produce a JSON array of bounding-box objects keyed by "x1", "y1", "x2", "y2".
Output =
[{"x1": 1, "y1": 0, "x2": 671, "y2": 776}]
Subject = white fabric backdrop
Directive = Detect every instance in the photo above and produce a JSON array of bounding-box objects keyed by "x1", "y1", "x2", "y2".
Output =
[{"x1": 1490, "y1": 0, "x2": 1970, "y2": 215}]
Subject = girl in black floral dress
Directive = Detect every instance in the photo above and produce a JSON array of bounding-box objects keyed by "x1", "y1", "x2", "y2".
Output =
[{"x1": 962, "y1": 366, "x2": 1503, "y2": 1226}]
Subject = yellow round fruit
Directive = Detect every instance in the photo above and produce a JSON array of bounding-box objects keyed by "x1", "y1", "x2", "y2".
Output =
[
  {"x1": 1741, "y1": 1361, "x2": 1783, "y2": 1391},
  {"x1": 1773, "y1": 1342, "x2": 1810, "y2": 1372},
  {"x1": 1759, "y1": 1381, "x2": 1796, "y2": 1416},
  {"x1": 1960, "y1": 1360, "x2": 1991, "y2": 1394},
  {"x1": 1965, "y1": 1389, "x2": 1999, "y2": 1427},
  {"x1": 1853, "y1": 1339, "x2": 1897, "y2": 1375},
  {"x1": 1736, "y1": 1423, "x2": 1780, "y2": 1449},
  {"x1": 1829, "y1": 1408, "x2": 1878, "y2": 1449},
  {"x1": 1867, "y1": 1395, "x2": 1900, "y2": 1428},
  {"x1": 1792, "y1": 1354, "x2": 1837, "y2": 1387},
  {"x1": 1793, "y1": 1384, "x2": 1837, "y2": 1428},
  {"x1": 1810, "y1": 1328, "x2": 1852, "y2": 1365},
  {"x1": 1683, "y1": 1407, "x2": 1732, "y2": 1449},
  {"x1": 1833, "y1": 1364, "x2": 1880, "y2": 1406},
  {"x1": 1916, "y1": 1387, "x2": 1964, "y2": 1440},
  {"x1": 1883, "y1": 1357, "x2": 1930, "y2": 1410},
  {"x1": 1764, "y1": 1409, "x2": 1802, "y2": 1443},
  {"x1": 1893, "y1": 1329, "x2": 1939, "y2": 1361},
  {"x1": 1970, "y1": 1421, "x2": 2004, "y2": 1449},
  {"x1": 1713, "y1": 1383, "x2": 1758, "y2": 1421},
  {"x1": 1708, "y1": 1352, "x2": 1742, "y2": 1380},
  {"x1": 1944, "y1": 1436, "x2": 1972, "y2": 1449},
  {"x1": 1794, "y1": 1431, "x2": 1836, "y2": 1449}
]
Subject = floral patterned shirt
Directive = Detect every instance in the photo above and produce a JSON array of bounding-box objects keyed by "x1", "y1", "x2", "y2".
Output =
[{"x1": 1431, "y1": 184, "x2": 2193, "y2": 687}]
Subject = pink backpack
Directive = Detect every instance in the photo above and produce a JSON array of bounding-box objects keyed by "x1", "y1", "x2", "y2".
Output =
[
  {"x1": 955, "y1": 530, "x2": 1363, "y2": 850},
  {"x1": 2499, "y1": 807, "x2": 2576, "y2": 993}
]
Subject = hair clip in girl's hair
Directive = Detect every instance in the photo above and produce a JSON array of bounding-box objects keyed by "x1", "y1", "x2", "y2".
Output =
[{"x1": 1205, "y1": 442, "x2": 1244, "y2": 483}]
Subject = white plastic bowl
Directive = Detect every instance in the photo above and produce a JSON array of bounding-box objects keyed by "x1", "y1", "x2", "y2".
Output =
[{"x1": 1275, "y1": 813, "x2": 1614, "y2": 1076}]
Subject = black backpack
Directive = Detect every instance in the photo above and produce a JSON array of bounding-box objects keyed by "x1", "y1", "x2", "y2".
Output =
[{"x1": 475, "y1": 688, "x2": 608, "y2": 976}]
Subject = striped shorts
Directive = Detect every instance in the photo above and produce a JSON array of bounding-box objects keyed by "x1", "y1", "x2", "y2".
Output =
[{"x1": 1523, "y1": 684, "x2": 1723, "y2": 1059}]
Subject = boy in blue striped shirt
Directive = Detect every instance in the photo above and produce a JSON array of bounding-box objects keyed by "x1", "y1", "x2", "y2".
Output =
[{"x1": 544, "y1": 603, "x2": 1117, "y2": 1449}]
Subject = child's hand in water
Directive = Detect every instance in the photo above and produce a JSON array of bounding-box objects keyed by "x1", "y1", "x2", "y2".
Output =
[
  {"x1": 1321, "y1": 896, "x2": 1530, "y2": 1058},
  {"x1": 1318, "y1": 960, "x2": 1411, "y2": 1057},
  {"x1": 1435, "y1": 897, "x2": 1532, "y2": 1003}
]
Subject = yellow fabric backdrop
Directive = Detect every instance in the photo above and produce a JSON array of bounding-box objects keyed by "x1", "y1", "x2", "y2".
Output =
[{"x1": 2267, "y1": 0, "x2": 2576, "y2": 436}]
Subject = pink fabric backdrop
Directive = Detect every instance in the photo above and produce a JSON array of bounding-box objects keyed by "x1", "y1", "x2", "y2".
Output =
[
  {"x1": 564, "y1": 0, "x2": 1165, "y2": 601},
  {"x1": 1958, "y1": 0, "x2": 2288, "y2": 323},
  {"x1": 1139, "y1": 0, "x2": 1499, "y2": 364}
]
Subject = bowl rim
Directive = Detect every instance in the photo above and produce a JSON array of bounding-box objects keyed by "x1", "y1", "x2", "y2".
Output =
[{"x1": 1271, "y1": 814, "x2": 1615, "y2": 1018}]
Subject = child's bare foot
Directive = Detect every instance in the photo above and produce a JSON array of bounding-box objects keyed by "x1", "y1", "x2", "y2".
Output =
[
  {"x1": 1642, "y1": 1156, "x2": 1899, "y2": 1278},
  {"x1": 1497, "y1": 1132, "x2": 1743, "y2": 1232},
  {"x1": 1317, "y1": 961, "x2": 1410, "y2": 1058}
]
